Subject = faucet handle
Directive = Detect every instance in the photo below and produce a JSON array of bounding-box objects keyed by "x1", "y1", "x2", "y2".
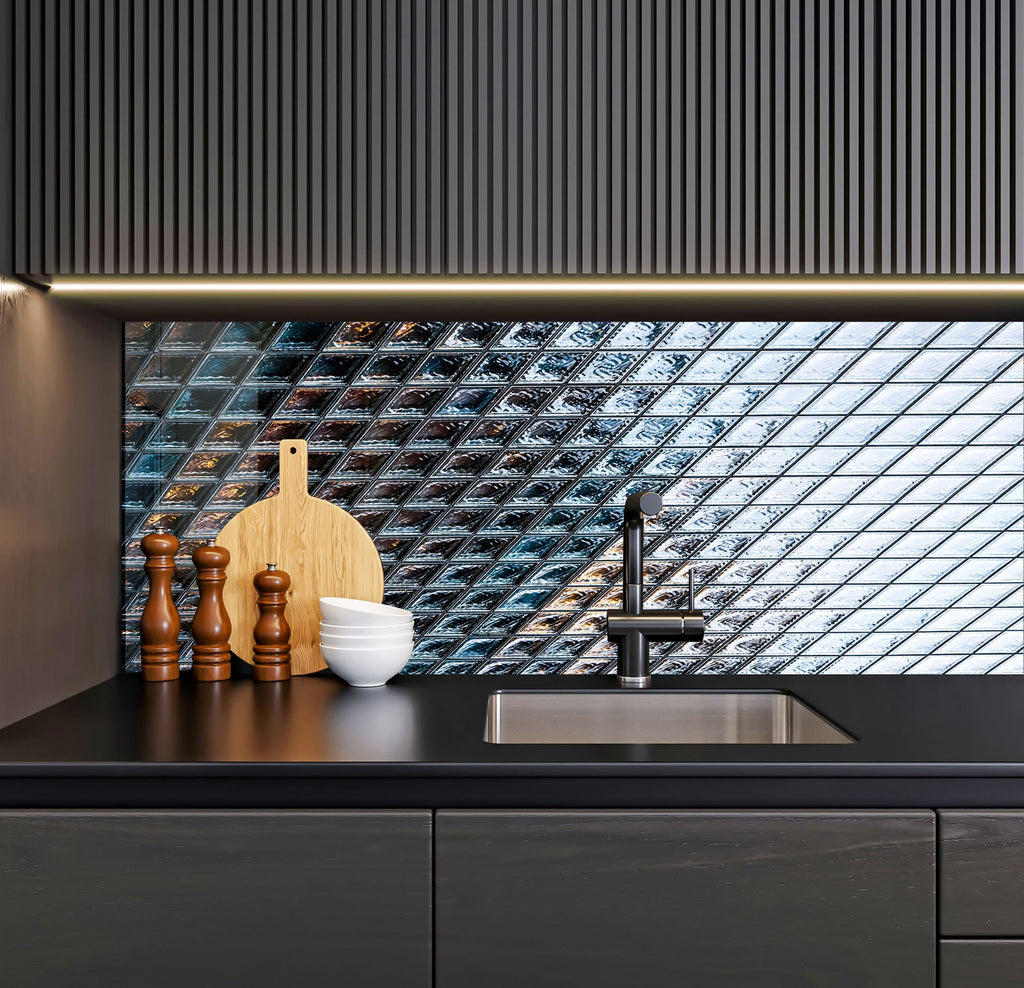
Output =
[
  {"x1": 625, "y1": 490, "x2": 663, "y2": 519},
  {"x1": 689, "y1": 568, "x2": 696, "y2": 612}
]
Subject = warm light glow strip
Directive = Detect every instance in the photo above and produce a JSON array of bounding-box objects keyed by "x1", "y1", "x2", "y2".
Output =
[
  {"x1": 47, "y1": 278, "x2": 1024, "y2": 295},
  {"x1": 0, "y1": 279, "x2": 26, "y2": 295}
]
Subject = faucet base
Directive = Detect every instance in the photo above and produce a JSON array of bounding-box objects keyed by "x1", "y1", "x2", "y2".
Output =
[{"x1": 618, "y1": 674, "x2": 652, "y2": 689}]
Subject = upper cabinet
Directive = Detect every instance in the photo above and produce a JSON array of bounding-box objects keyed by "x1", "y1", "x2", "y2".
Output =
[{"x1": 5, "y1": 0, "x2": 1022, "y2": 277}]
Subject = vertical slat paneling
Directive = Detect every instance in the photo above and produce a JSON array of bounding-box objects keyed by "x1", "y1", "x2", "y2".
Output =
[{"x1": 8, "y1": 0, "x2": 1023, "y2": 276}]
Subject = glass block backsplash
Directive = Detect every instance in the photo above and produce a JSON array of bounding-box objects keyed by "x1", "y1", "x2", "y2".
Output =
[{"x1": 123, "y1": 320, "x2": 1024, "y2": 675}]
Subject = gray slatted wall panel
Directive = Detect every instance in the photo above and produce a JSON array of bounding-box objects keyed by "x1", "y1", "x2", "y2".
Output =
[{"x1": 10, "y1": 0, "x2": 1024, "y2": 275}]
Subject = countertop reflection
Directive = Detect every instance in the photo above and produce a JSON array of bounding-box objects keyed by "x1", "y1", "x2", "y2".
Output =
[{"x1": 140, "y1": 676, "x2": 422, "y2": 762}]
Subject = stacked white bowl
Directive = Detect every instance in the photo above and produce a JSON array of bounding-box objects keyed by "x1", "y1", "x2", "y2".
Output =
[{"x1": 319, "y1": 597, "x2": 415, "y2": 687}]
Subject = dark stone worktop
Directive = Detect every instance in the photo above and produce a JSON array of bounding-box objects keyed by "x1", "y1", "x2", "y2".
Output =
[{"x1": 0, "y1": 673, "x2": 1022, "y2": 808}]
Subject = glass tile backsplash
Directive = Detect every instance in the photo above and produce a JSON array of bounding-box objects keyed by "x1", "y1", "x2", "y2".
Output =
[{"x1": 123, "y1": 320, "x2": 1024, "y2": 675}]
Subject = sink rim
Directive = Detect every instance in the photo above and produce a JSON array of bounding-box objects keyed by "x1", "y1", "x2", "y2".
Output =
[{"x1": 484, "y1": 688, "x2": 856, "y2": 745}]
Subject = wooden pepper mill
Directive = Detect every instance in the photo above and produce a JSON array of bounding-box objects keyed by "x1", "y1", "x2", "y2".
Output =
[
  {"x1": 191, "y1": 540, "x2": 232, "y2": 682},
  {"x1": 252, "y1": 563, "x2": 291, "y2": 681},
  {"x1": 140, "y1": 529, "x2": 181, "y2": 681}
]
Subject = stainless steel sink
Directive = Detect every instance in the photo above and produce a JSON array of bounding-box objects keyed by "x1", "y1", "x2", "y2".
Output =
[{"x1": 484, "y1": 690, "x2": 853, "y2": 744}]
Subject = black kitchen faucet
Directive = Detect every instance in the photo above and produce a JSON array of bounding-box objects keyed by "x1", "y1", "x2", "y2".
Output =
[{"x1": 606, "y1": 491, "x2": 705, "y2": 687}]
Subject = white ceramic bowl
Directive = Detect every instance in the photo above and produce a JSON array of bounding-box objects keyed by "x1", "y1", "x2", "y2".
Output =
[
  {"x1": 320, "y1": 619, "x2": 413, "y2": 636},
  {"x1": 320, "y1": 630, "x2": 413, "y2": 649},
  {"x1": 320, "y1": 597, "x2": 413, "y2": 627},
  {"x1": 319, "y1": 641, "x2": 413, "y2": 688}
]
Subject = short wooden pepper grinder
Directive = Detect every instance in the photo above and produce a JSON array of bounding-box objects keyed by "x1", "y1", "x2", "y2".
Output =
[
  {"x1": 191, "y1": 541, "x2": 232, "y2": 681},
  {"x1": 140, "y1": 529, "x2": 181, "y2": 681},
  {"x1": 252, "y1": 563, "x2": 291, "y2": 681}
]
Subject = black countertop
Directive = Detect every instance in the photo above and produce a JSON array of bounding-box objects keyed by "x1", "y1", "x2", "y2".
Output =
[{"x1": 0, "y1": 673, "x2": 1023, "y2": 808}]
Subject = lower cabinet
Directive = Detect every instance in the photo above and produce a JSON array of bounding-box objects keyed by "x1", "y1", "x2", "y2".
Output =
[
  {"x1": 0, "y1": 810, "x2": 432, "y2": 988},
  {"x1": 436, "y1": 810, "x2": 936, "y2": 988},
  {"x1": 941, "y1": 940, "x2": 1024, "y2": 988}
]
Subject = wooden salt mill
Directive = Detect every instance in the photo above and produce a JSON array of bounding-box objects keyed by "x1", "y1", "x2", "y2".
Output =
[
  {"x1": 140, "y1": 529, "x2": 181, "y2": 681},
  {"x1": 252, "y1": 563, "x2": 291, "y2": 681},
  {"x1": 191, "y1": 540, "x2": 232, "y2": 681}
]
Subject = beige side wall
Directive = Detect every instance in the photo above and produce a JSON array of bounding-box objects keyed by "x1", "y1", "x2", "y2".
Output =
[{"x1": 0, "y1": 282, "x2": 121, "y2": 727}]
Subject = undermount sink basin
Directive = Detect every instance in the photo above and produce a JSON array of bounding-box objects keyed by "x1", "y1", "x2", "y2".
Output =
[{"x1": 484, "y1": 690, "x2": 854, "y2": 744}]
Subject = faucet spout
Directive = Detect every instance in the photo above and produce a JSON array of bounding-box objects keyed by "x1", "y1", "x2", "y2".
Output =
[
  {"x1": 609, "y1": 490, "x2": 704, "y2": 688},
  {"x1": 622, "y1": 490, "x2": 662, "y2": 615}
]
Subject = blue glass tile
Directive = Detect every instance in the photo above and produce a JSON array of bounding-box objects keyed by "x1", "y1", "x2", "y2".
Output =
[
  {"x1": 681, "y1": 351, "x2": 749, "y2": 382},
  {"x1": 548, "y1": 321, "x2": 615, "y2": 349},
  {"x1": 577, "y1": 351, "x2": 642, "y2": 382},
  {"x1": 466, "y1": 352, "x2": 531, "y2": 383},
  {"x1": 358, "y1": 353, "x2": 419, "y2": 382},
  {"x1": 627, "y1": 351, "x2": 694, "y2": 383},
  {"x1": 412, "y1": 353, "x2": 474, "y2": 382},
  {"x1": 130, "y1": 388, "x2": 187, "y2": 416},
  {"x1": 733, "y1": 350, "x2": 806, "y2": 382},
  {"x1": 712, "y1": 322, "x2": 784, "y2": 348},
  {"x1": 272, "y1": 321, "x2": 335, "y2": 350},
  {"x1": 522, "y1": 352, "x2": 584, "y2": 382},
  {"x1": 248, "y1": 352, "x2": 303, "y2": 382},
  {"x1": 121, "y1": 319, "x2": 1023, "y2": 676},
  {"x1": 384, "y1": 388, "x2": 445, "y2": 416},
  {"x1": 136, "y1": 353, "x2": 202, "y2": 384}
]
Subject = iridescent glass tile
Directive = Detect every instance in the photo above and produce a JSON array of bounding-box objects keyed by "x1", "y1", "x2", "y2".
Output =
[
  {"x1": 466, "y1": 352, "x2": 531, "y2": 383},
  {"x1": 382, "y1": 387, "x2": 443, "y2": 416},
  {"x1": 545, "y1": 386, "x2": 610, "y2": 415},
  {"x1": 717, "y1": 321, "x2": 787, "y2": 347},
  {"x1": 441, "y1": 322, "x2": 503, "y2": 348},
  {"x1": 489, "y1": 388, "x2": 549, "y2": 416},
  {"x1": 136, "y1": 353, "x2": 201, "y2": 384},
  {"x1": 577, "y1": 351, "x2": 641, "y2": 382},
  {"x1": 278, "y1": 388, "x2": 338, "y2": 416},
  {"x1": 126, "y1": 452, "x2": 183, "y2": 479},
  {"x1": 305, "y1": 419, "x2": 362, "y2": 447},
  {"x1": 509, "y1": 480, "x2": 565, "y2": 504},
  {"x1": 272, "y1": 321, "x2": 335, "y2": 350},
  {"x1": 127, "y1": 388, "x2": 180, "y2": 416},
  {"x1": 122, "y1": 319, "x2": 1023, "y2": 676},
  {"x1": 570, "y1": 417, "x2": 630, "y2": 446},
  {"x1": 224, "y1": 387, "x2": 287, "y2": 416},
  {"x1": 216, "y1": 321, "x2": 279, "y2": 350},
  {"x1": 522, "y1": 352, "x2": 584, "y2": 382},
  {"x1": 437, "y1": 388, "x2": 499, "y2": 416},
  {"x1": 124, "y1": 321, "x2": 160, "y2": 349},
  {"x1": 194, "y1": 352, "x2": 258, "y2": 384}
]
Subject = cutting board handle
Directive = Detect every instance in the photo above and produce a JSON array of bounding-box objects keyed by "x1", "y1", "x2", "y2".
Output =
[{"x1": 279, "y1": 439, "x2": 310, "y2": 501}]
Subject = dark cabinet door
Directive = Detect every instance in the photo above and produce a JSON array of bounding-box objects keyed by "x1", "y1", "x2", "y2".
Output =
[
  {"x1": 0, "y1": 810, "x2": 431, "y2": 988},
  {"x1": 941, "y1": 941, "x2": 1024, "y2": 988},
  {"x1": 437, "y1": 810, "x2": 935, "y2": 988},
  {"x1": 939, "y1": 811, "x2": 1024, "y2": 936}
]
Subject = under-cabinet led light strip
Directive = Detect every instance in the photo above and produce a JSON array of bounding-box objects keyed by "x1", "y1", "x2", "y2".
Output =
[{"x1": 46, "y1": 277, "x2": 1024, "y2": 295}]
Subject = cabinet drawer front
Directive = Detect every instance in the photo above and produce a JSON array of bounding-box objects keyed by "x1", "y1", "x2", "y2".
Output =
[
  {"x1": 437, "y1": 810, "x2": 935, "y2": 988},
  {"x1": 0, "y1": 811, "x2": 432, "y2": 988},
  {"x1": 941, "y1": 941, "x2": 1024, "y2": 987},
  {"x1": 940, "y1": 812, "x2": 1024, "y2": 936}
]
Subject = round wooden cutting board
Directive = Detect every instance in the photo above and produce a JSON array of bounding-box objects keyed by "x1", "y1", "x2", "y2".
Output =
[{"x1": 216, "y1": 440, "x2": 384, "y2": 674}]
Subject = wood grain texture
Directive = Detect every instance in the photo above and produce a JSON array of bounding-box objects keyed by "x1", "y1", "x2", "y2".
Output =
[
  {"x1": 940, "y1": 811, "x2": 1024, "y2": 936},
  {"x1": 437, "y1": 810, "x2": 935, "y2": 988},
  {"x1": 0, "y1": 810, "x2": 432, "y2": 987},
  {"x1": 941, "y1": 940, "x2": 1024, "y2": 987},
  {"x1": 216, "y1": 440, "x2": 383, "y2": 674}
]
